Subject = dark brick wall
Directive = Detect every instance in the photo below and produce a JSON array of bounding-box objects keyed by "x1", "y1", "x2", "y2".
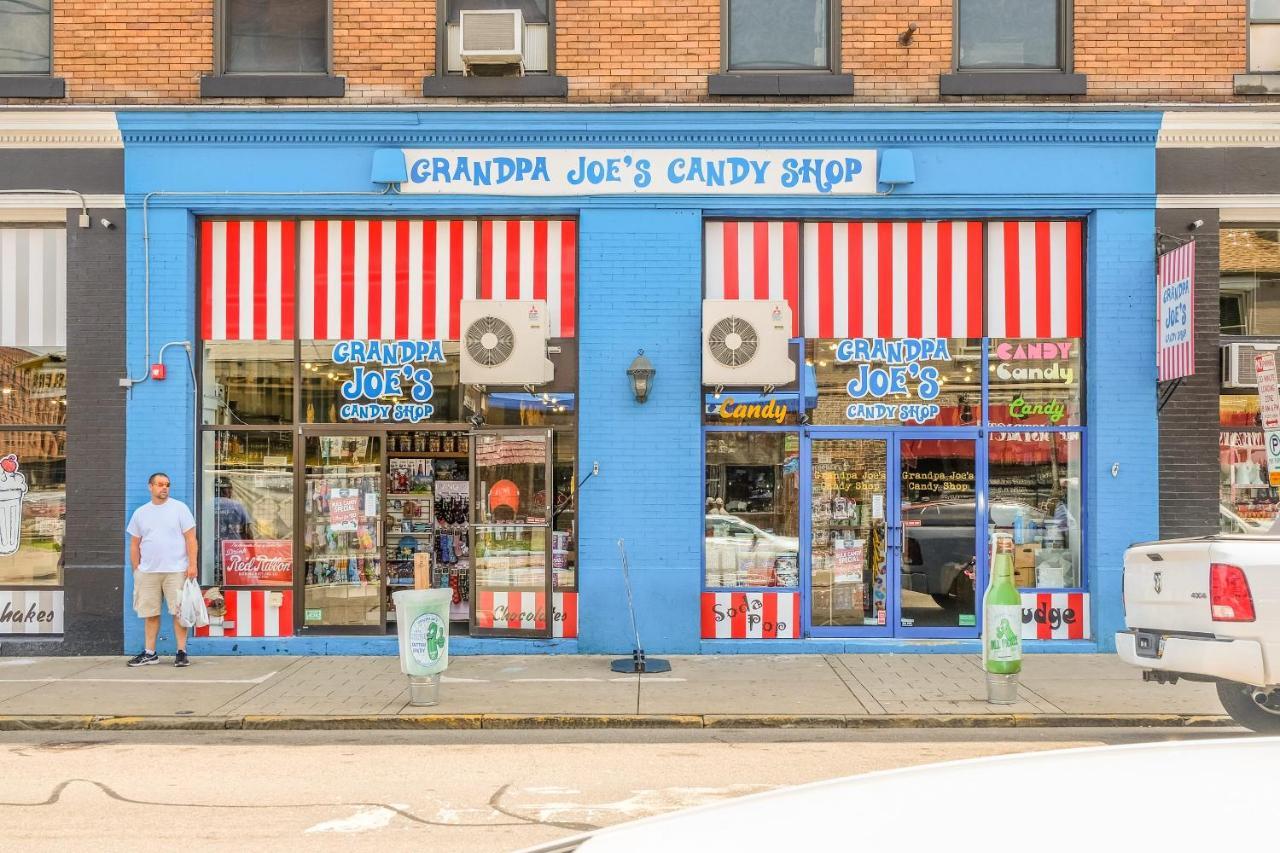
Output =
[
  {"x1": 0, "y1": 153, "x2": 125, "y2": 655},
  {"x1": 1154, "y1": 209, "x2": 1220, "y2": 538}
]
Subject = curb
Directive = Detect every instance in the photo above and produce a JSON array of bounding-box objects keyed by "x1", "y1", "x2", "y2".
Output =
[{"x1": 0, "y1": 713, "x2": 1237, "y2": 732}]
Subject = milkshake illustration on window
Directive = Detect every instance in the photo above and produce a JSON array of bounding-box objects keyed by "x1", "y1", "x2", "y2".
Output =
[{"x1": 0, "y1": 455, "x2": 27, "y2": 556}]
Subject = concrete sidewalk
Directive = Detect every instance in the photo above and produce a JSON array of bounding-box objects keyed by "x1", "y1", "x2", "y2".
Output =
[{"x1": 0, "y1": 653, "x2": 1228, "y2": 730}]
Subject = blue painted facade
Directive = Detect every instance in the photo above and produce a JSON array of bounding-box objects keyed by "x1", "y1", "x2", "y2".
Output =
[{"x1": 116, "y1": 110, "x2": 1160, "y2": 656}]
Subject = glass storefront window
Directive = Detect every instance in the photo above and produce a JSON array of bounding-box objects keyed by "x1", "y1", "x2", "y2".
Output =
[
  {"x1": 1219, "y1": 430, "x2": 1279, "y2": 532},
  {"x1": 0, "y1": 347, "x2": 66, "y2": 427},
  {"x1": 202, "y1": 342, "x2": 294, "y2": 426},
  {"x1": 1220, "y1": 228, "x2": 1280, "y2": 336},
  {"x1": 552, "y1": 433, "x2": 577, "y2": 592},
  {"x1": 704, "y1": 432, "x2": 800, "y2": 588},
  {"x1": 987, "y1": 338, "x2": 1082, "y2": 427},
  {"x1": 480, "y1": 392, "x2": 576, "y2": 428},
  {"x1": 200, "y1": 431, "x2": 295, "y2": 586},
  {"x1": 0, "y1": 430, "x2": 65, "y2": 586},
  {"x1": 988, "y1": 431, "x2": 1082, "y2": 588},
  {"x1": 807, "y1": 338, "x2": 983, "y2": 428}
]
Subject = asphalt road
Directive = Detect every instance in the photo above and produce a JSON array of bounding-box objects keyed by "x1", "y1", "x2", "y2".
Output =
[{"x1": 0, "y1": 728, "x2": 1252, "y2": 852}]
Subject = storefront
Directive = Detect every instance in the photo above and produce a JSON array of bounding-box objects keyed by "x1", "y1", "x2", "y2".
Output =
[{"x1": 119, "y1": 109, "x2": 1160, "y2": 655}]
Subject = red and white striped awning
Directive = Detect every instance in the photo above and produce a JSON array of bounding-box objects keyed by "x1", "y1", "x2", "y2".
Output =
[
  {"x1": 987, "y1": 221, "x2": 1084, "y2": 339},
  {"x1": 200, "y1": 217, "x2": 578, "y2": 342},
  {"x1": 704, "y1": 221, "x2": 801, "y2": 335},
  {"x1": 803, "y1": 221, "x2": 984, "y2": 339}
]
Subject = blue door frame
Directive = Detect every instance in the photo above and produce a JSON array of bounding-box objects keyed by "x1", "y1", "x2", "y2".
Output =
[{"x1": 802, "y1": 427, "x2": 986, "y2": 640}]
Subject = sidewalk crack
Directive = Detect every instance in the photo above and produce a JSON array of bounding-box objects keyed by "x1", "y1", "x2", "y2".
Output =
[{"x1": 824, "y1": 655, "x2": 882, "y2": 715}]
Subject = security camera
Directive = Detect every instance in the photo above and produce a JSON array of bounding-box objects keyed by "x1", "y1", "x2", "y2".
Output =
[
  {"x1": 99, "y1": 218, "x2": 115, "y2": 230},
  {"x1": 1189, "y1": 219, "x2": 1205, "y2": 231}
]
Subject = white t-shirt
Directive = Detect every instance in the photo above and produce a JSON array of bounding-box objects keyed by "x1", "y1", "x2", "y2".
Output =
[{"x1": 127, "y1": 499, "x2": 196, "y2": 573}]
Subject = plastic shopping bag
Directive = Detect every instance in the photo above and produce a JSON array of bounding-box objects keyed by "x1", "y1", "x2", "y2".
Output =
[{"x1": 178, "y1": 578, "x2": 210, "y2": 629}]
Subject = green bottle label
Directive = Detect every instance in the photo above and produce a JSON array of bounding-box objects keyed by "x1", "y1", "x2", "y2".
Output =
[{"x1": 986, "y1": 604, "x2": 1023, "y2": 666}]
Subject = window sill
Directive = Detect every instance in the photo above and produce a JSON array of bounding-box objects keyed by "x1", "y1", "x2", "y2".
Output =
[
  {"x1": 200, "y1": 74, "x2": 346, "y2": 98},
  {"x1": 0, "y1": 76, "x2": 65, "y2": 98},
  {"x1": 1234, "y1": 73, "x2": 1280, "y2": 95},
  {"x1": 939, "y1": 72, "x2": 1086, "y2": 96},
  {"x1": 707, "y1": 73, "x2": 854, "y2": 96},
  {"x1": 421, "y1": 75, "x2": 568, "y2": 98}
]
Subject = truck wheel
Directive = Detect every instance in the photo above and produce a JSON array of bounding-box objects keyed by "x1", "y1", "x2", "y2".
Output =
[{"x1": 1215, "y1": 681, "x2": 1280, "y2": 733}]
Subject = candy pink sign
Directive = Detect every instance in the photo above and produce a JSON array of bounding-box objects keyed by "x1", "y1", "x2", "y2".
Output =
[{"x1": 221, "y1": 540, "x2": 293, "y2": 586}]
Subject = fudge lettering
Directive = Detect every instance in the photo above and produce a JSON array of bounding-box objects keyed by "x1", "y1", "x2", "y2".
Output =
[
  {"x1": 332, "y1": 339, "x2": 446, "y2": 423},
  {"x1": 1021, "y1": 601, "x2": 1079, "y2": 630},
  {"x1": 836, "y1": 338, "x2": 950, "y2": 425}
]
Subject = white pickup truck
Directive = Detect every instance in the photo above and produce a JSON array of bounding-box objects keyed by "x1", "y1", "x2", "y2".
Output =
[{"x1": 1117, "y1": 525, "x2": 1280, "y2": 732}]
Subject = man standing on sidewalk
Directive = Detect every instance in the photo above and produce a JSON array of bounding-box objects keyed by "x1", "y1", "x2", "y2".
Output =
[{"x1": 126, "y1": 472, "x2": 197, "y2": 667}]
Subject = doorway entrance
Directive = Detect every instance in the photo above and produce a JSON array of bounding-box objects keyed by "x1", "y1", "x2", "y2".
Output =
[{"x1": 805, "y1": 431, "x2": 983, "y2": 638}]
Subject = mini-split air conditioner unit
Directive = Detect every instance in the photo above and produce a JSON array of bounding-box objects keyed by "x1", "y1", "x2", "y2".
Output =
[
  {"x1": 702, "y1": 300, "x2": 795, "y2": 387},
  {"x1": 459, "y1": 299, "x2": 554, "y2": 386}
]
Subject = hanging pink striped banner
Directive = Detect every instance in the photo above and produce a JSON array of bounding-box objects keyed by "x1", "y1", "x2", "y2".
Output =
[
  {"x1": 200, "y1": 220, "x2": 297, "y2": 341},
  {"x1": 1020, "y1": 591, "x2": 1089, "y2": 641},
  {"x1": 987, "y1": 221, "x2": 1084, "y2": 339},
  {"x1": 704, "y1": 221, "x2": 801, "y2": 335},
  {"x1": 802, "y1": 221, "x2": 984, "y2": 339},
  {"x1": 1157, "y1": 241, "x2": 1195, "y2": 381},
  {"x1": 479, "y1": 219, "x2": 578, "y2": 337},
  {"x1": 700, "y1": 591, "x2": 801, "y2": 639},
  {"x1": 298, "y1": 219, "x2": 478, "y2": 341}
]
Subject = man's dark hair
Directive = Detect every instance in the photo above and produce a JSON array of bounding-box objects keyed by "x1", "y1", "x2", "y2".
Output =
[{"x1": 148, "y1": 472, "x2": 170, "y2": 485}]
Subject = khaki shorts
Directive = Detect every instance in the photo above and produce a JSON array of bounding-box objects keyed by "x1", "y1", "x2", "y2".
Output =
[{"x1": 133, "y1": 571, "x2": 185, "y2": 618}]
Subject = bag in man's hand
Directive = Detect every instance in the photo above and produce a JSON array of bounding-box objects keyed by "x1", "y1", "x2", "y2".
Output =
[{"x1": 178, "y1": 578, "x2": 210, "y2": 628}]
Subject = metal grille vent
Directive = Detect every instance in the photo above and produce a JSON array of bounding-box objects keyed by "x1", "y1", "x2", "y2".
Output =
[
  {"x1": 707, "y1": 316, "x2": 759, "y2": 368},
  {"x1": 465, "y1": 316, "x2": 516, "y2": 367},
  {"x1": 462, "y1": 13, "x2": 520, "y2": 52}
]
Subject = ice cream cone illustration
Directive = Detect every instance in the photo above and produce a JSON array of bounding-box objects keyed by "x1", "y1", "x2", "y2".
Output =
[{"x1": 0, "y1": 455, "x2": 27, "y2": 557}]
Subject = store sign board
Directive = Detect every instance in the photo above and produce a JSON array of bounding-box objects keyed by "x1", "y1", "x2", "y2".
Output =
[
  {"x1": 837, "y1": 337, "x2": 950, "y2": 424},
  {"x1": 0, "y1": 590, "x2": 63, "y2": 634},
  {"x1": 400, "y1": 149, "x2": 878, "y2": 196},
  {"x1": 707, "y1": 396, "x2": 791, "y2": 424},
  {"x1": 1157, "y1": 241, "x2": 1195, "y2": 382},
  {"x1": 1255, "y1": 351, "x2": 1280, "y2": 430},
  {"x1": 221, "y1": 539, "x2": 293, "y2": 586},
  {"x1": 332, "y1": 339, "x2": 446, "y2": 423}
]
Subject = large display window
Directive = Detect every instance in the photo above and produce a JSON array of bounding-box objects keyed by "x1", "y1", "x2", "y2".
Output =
[{"x1": 704, "y1": 432, "x2": 800, "y2": 588}]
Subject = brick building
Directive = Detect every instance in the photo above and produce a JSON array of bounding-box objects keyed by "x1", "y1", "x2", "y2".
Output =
[{"x1": 0, "y1": 1, "x2": 1271, "y2": 655}]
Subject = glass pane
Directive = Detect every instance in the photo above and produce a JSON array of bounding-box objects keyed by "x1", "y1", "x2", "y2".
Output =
[
  {"x1": 202, "y1": 342, "x2": 294, "y2": 426},
  {"x1": 1253, "y1": 1, "x2": 1280, "y2": 21},
  {"x1": 0, "y1": 1, "x2": 52, "y2": 75},
  {"x1": 810, "y1": 438, "x2": 888, "y2": 627},
  {"x1": 0, "y1": 347, "x2": 65, "y2": 426},
  {"x1": 1219, "y1": 430, "x2": 1280, "y2": 532},
  {"x1": 958, "y1": 0, "x2": 1060, "y2": 70},
  {"x1": 446, "y1": 0, "x2": 549, "y2": 24},
  {"x1": 0, "y1": 430, "x2": 64, "y2": 586},
  {"x1": 472, "y1": 432, "x2": 550, "y2": 634},
  {"x1": 302, "y1": 340, "x2": 467, "y2": 425},
  {"x1": 988, "y1": 431, "x2": 1082, "y2": 588},
  {"x1": 303, "y1": 435, "x2": 382, "y2": 629},
  {"x1": 899, "y1": 439, "x2": 977, "y2": 630},
  {"x1": 987, "y1": 339, "x2": 1083, "y2": 427},
  {"x1": 552, "y1": 433, "x2": 576, "y2": 592},
  {"x1": 1251, "y1": 24, "x2": 1280, "y2": 73},
  {"x1": 1221, "y1": 229, "x2": 1280, "y2": 334},
  {"x1": 480, "y1": 391, "x2": 575, "y2": 428},
  {"x1": 728, "y1": 0, "x2": 829, "y2": 70},
  {"x1": 225, "y1": 0, "x2": 327, "y2": 74},
  {"x1": 808, "y1": 338, "x2": 982, "y2": 427},
  {"x1": 704, "y1": 432, "x2": 800, "y2": 588},
  {"x1": 200, "y1": 431, "x2": 294, "y2": 586}
]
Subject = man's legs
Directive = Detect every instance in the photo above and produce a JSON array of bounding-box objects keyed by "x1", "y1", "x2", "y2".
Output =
[
  {"x1": 174, "y1": 620, "x2": 188, "y2": 652},
  {"x1": 144, "y1": 615, "x2": 160, "y2": 652}
]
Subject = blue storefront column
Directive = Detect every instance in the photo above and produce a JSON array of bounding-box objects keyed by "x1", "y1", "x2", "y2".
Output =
[
  {"x1": 122, "y1": 204, "x2": 198, "y2": 655},
  {"x1": 1087, "y1": 207, "x2": 1160, "y2": 651},
  {"x1": 577, "y1": 208, "x2": 704, "y2": 654}
]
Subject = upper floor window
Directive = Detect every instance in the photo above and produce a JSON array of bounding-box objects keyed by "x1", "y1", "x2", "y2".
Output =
[
  {"x1": 1249, "y1": 1, "x2": 1280, "y2": 73},
  {"x1": 726, "y1": 0, "x2": 834, "y2": 72},
  {"x1": 0, "y1": 0, "x2": 52, "y2": 75},
  {"x1": 221, "y1": 0, "x2": 328, "y2": 75},
  {"x1": 443, "y1": 0, "x2": 551, "y2": 74},
  {"x1": 1221, "y1": 227, "x2": 1280, "y2": 336},
  {"x1": 956, "y1": 0, "x2": 1067, "y2": 71}
]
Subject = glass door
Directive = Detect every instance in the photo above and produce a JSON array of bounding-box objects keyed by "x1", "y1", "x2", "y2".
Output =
[
  {"x1": 300, "y1": 433, "x2": 384, "y2": 632},
  {"x1": 470, "y1": 429, "x2": 554, "y2": 638},
  {"x1": 896, "y1": 436, "x2": 981, "y2": 636},
  {"x1": 807, "y1": 435, "x2": 893, "y2": 636}
]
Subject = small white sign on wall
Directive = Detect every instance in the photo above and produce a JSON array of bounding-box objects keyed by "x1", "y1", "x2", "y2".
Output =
[{"x1": 0, "y1": 590, "x2": 63, "y2": 634}]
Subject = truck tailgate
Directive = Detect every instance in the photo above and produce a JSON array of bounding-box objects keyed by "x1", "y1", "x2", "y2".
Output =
[{"x1": 1124, "y1": 540, "x2": 1216, "y2": 634}]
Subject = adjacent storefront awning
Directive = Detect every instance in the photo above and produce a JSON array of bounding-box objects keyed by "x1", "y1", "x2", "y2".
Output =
[
  {"x1": 987, "y1": 221, "x2": 1084, "y2": 339},
  {"x1": 200, "y1": 217, "x2": 577, "y2": 342},
  {"x1": 0, "y1": 227, "x2": 66, "y2": 348},
  {"x1": 704, "y1": 221, "x2": 801, "y2": 335}
]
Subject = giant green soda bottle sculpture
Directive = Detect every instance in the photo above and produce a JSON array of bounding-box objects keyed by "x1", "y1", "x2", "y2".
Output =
[{"x1": 983, "y1": 533, "x2": 1023, "y2": 691}]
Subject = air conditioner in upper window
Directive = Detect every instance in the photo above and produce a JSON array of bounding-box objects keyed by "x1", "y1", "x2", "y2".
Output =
[
  {"x1": 460, "y1": 299, "x2": 554, "y2": 386},
  {"x1": 459, "y1": 9, "x2": 525, "y2": 73},
  {"x1": 1221, "y1": 341, "x2": 1280, "y2": 389},
  {"x1": 702, "y1": 300, "x2": 795, "y2": 387}
]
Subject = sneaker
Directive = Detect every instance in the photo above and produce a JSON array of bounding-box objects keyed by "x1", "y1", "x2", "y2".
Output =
[
  {"x1": 127, "y1": 651, "x2": 159, "y2": 667},
  {"x1": 174, "y1": 650, "x2": 190, "y2": 668}
]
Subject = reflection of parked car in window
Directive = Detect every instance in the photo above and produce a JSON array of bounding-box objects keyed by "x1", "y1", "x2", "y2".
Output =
[
  {"x1": 705, "y1": 514, "x2": 799, "y2": 587},
  {"x1": 901, "y1": 501, "x2": 1053, "y2": 609},
  {"x1": 1220, "y1": 502, "x2": 1274, "y2": 534}
]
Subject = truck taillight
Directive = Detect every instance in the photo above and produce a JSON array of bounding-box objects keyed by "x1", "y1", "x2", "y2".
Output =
[{"x1": 1210, "y1": 563, "x2": 1255, "y2": 622}]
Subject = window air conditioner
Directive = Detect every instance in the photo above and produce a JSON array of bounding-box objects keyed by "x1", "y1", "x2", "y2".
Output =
[
  {"x1": 1221, "y1": 341, "x2": 1280, "y2": 389},
  {"x1": 459, "y1": 9, "x2": 525, "y2": 74}
]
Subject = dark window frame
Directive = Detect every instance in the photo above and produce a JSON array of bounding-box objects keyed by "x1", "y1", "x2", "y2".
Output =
[
  {"x1": 0, "y1": 0, "x2": 53, "y2": 76},
  {"x1": 424, "y1": 0, "x2": 567, "y2": 98},
  {"x1": 721, "y1": 0, "x2": 840, "y2": 74},
  {"x1": 202, "y1": 0, "x2": 344, "y2": 98},
  {"x1": 952, "y1": 0, "x2": 1073, "y2": 73},
  {"x1": 940, "y1": 0, "x2": 1084, "y2": 96},
  {"x1": 0, "y1": 0, "x2": 65, "y2": 98},
  {"x1": 1247, "y1": 2, "x2": 1280, "y2": 74},
  {"x1": 708, "y1": 0, "x2": 853, "y2": 96}
]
